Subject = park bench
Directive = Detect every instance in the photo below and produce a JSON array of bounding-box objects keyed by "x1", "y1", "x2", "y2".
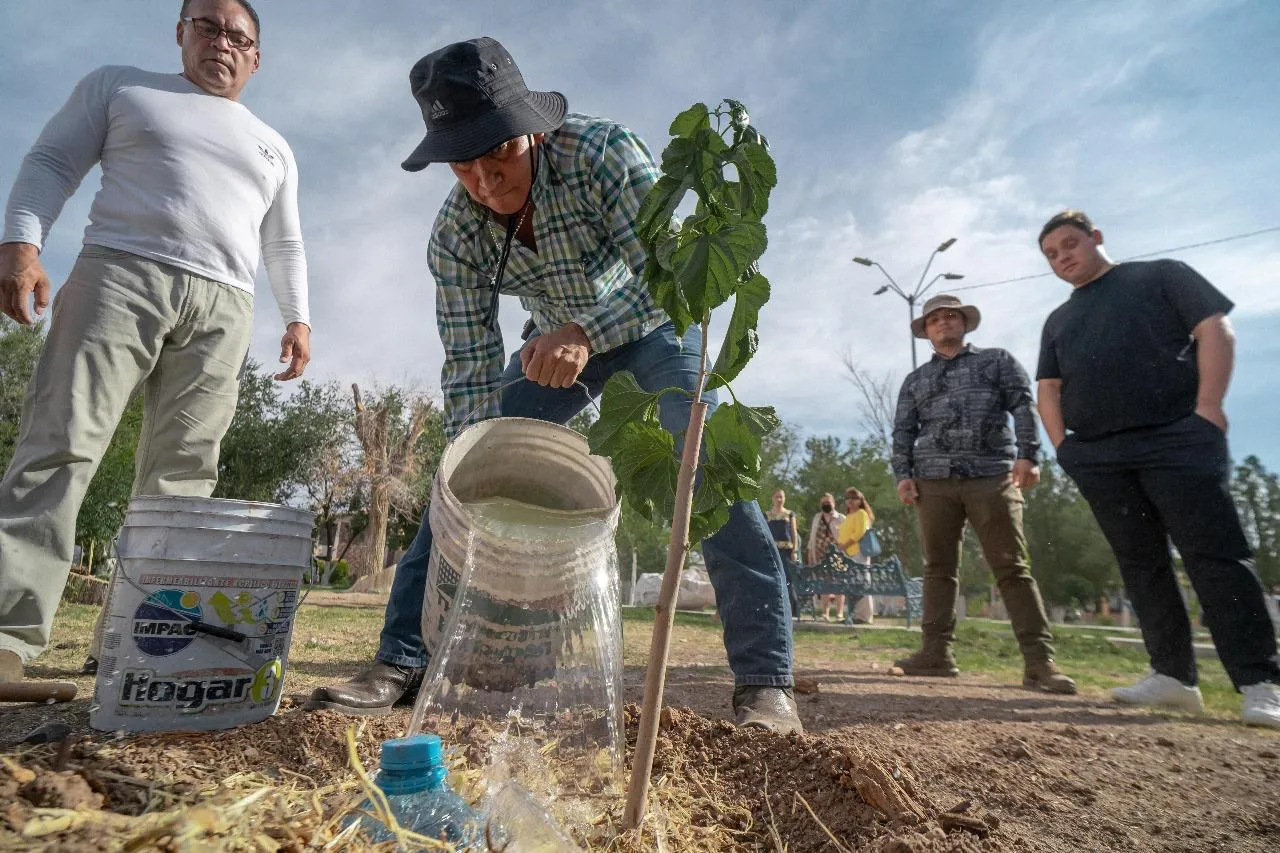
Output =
[{"x1": 790, "y1": 546, "x2": 924, "y2": 628}]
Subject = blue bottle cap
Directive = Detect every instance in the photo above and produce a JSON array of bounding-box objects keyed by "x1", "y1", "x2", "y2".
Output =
[{"x1": 379, "y1": 734, "x2": 445, "y2": 773}]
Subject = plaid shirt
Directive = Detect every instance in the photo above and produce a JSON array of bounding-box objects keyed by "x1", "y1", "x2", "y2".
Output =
[
  {"x1": 891, "y1": 345, "x2": 1040, "y2": 481},
  {"x1": 429, "y1": 113, "x2": 667, "y2": 437}
]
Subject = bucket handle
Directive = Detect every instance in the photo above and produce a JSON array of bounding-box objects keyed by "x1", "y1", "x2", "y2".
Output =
[{"x1": 457, "y1": 376, "x2": 601, "y2": 431}]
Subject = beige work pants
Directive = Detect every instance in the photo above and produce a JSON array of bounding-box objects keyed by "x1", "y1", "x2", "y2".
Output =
[{"x1": 0, "y1": 246, "x2": 253, "y2": 662}]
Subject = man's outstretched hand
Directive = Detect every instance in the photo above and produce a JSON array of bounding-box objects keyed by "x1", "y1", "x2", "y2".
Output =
[
  {"x1": 0, "y1": 242, "x2": 50, "y2": 325},
  {"x1": 521, "y1": 322, "x2": 591, "y2": 388}
]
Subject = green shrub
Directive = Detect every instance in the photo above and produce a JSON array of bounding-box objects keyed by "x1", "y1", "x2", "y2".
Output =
[{"x1": 328, "y1": 559, "x2": 351, "y2": 589}]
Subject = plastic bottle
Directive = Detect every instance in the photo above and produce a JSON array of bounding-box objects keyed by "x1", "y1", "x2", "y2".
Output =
[
  {"x1": 486, "y1": 781, "x2": 584, "y2": 852},
  {"x1": 353, "y1": 734, "x2": 480, "y2": 848}
]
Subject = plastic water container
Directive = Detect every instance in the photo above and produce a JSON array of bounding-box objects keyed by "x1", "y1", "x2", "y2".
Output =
[
  {"x1": 409, "y1": 417, "x2": 626, "y2": 830},
  {"x1": 353, "y1": 734, "x2": 480, "y2": 847}
]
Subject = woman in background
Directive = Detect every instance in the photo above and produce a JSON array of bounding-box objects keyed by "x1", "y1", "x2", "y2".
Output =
[
  {"x1": 766, "y1": 489, "x2": 801, "y2": 615},
  {"x1": 808, "y1": 492, "x2": 845, "y2": 621},
  {"x1": 837, "y1": 486, "x2": 876, "y2": 623}
]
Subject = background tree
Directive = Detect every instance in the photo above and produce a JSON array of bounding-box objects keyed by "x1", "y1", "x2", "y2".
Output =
[
  {"x1": 75, "y1": 395, "x2": 143, "y2": 569},
  {"x1": 213, "y1": 364, "x2": 347, "y2": 504},
  {"x1": 0, "y1": 317, "x2": 44, "y2": 465},
  {"x1": 1233, "y1": 455, "x2": 1280, "y2": 588},
  {"x1": 350, "y1": 384, "x2": 439, "y2": 581},
  {"x1": 841, "y1": 358, "x2": 898, "y2": 448},
  {"x1": 304, "y1": 425, "x2": 361, "y2": 579}
]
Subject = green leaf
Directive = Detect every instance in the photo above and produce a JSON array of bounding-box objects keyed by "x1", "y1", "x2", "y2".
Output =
[
  {"x1": 681, "y1": 401, "x2": 779, "y2": 543},
  {"x1": 707, "y1": 269, "x2": 770, "y2": 391},
  {"x1": 688, "y1": 503, "x2": 731, "y2": 547},
  {"x1": 724, "y1": 141, "x2": 777, "y2": 221},
  {"x1": 658, "y1": 128, "x2": 728, "y2": 217},
  {"x1": 607, "y1": 420, "x2": 680, "y2": 527},
  {"x1": 671, "y1": 223, "x2": 767, "y2": 320},
  {"x1": 644, "y1": 253, "x2": 694, "y2": 337},
  {"x1": 586, "y1": 372, "x2": 661, "y2": 457},
  {"x1": 669, "y1": 103, "x2": 712, "y2": 138},
  {"x1": 635, "y1": 175, "x2": 688, "y2": 244}
]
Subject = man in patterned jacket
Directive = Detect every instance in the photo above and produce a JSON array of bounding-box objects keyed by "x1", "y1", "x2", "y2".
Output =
[
  {"x1": 307, "y1": 38, "x2": 801, "y2": 733},
  {"x1": 891, "y1": 294, "x2": 1075, "y2": 693}
]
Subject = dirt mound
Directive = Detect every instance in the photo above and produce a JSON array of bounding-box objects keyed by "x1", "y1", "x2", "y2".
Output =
[
  {"x1": 631, "y1": 705, "x2": 1006, "y2": 852},
  {"x1": 2, "y1": 702, "x2": 1028, "y2": 851}
]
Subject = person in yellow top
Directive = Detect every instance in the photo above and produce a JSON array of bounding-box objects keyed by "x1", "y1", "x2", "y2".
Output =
[
  {"x1": 836, "y1": 487, "x2": 873, "y2": 559},
  {"x1": 835, "y1": 487, "x2": 876, "y2": 623}
]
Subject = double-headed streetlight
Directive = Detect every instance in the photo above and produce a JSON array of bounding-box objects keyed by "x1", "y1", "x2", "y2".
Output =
[{"x1": 853, "y1": 237, "x2": 963, "y2": 369}]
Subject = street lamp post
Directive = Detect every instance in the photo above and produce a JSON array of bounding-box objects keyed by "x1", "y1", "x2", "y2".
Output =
[{"x1": 853, "y1": 238, "x2": 963, "y2": 369}]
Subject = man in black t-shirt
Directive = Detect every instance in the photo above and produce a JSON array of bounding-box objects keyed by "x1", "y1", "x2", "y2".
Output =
[{"x1": 1036, "y1": 209, "x2": 1279, "y2": 730}]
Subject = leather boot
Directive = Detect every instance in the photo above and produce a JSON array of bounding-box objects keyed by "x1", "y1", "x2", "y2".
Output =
[
  {"x1": 1023, "y1": 658, "x2": 1078, "y2": 695},
  {"x1": 305, "y1": 661, "x2": 425, "y2": 716},
  {"x1": 895, "y1": 641, "x2": 960, "y2": 677},
  {"x1": 732, "y1": 686, "x2": 804, "y2": 734}
]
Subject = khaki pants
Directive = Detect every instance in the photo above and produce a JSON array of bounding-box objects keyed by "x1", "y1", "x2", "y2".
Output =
[
  {"x1": 916, "y1": 473, "x2": 1054, "y2": 661},
  {"x1": 0, "y1": 246, "x2": 253, "y2": 662}
]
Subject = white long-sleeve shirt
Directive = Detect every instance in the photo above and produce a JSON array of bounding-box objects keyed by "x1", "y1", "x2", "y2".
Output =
[{"x1": 2, "y1": 65, "x2": 309, "y2": 326}]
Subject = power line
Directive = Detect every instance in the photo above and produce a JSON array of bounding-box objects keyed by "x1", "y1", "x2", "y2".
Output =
[{"x1": 948, "y1": 225, "x2": 1280, "y2": 294}]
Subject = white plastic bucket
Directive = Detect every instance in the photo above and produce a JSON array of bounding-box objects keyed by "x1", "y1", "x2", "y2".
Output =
[
  {"x1": 90, "y1": 496, "x2": 315, "y2": 733},
  {"x1": 422, "y1": 417, "x2": 619, "y2": 692}
]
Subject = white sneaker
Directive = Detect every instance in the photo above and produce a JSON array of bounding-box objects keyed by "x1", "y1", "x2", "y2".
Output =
[
  {"x1": 1111, "y1": 670, "x2": 1204, "y2": 712},
  {"x1": 1241, "y1": 682, "x2": 1280, "y2": 729}
]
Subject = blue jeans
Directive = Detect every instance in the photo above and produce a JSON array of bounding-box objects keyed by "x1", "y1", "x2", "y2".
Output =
[{"x1": 376, "y1": 321, "x2": 794, "y2": 687}]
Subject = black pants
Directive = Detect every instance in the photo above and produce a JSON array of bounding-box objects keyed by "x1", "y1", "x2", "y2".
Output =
[{"x1": 1059, "y1": 413, "x2": 1279, "y2": 690}]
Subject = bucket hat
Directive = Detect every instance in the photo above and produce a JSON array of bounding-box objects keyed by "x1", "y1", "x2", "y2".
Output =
[
  {"x1": 911, "y1": 294, "x2": 981, "y2": 339},
  {"x1": 401, "y1": 37, "x2": 567, "y2": 171}
]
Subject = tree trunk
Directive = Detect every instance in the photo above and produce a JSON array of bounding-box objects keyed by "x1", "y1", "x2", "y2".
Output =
[{"x1": 360, "y1": 480, "x2": 390, "y2": 581}]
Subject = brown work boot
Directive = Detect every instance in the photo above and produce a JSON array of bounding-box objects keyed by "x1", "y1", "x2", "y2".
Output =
[
  {"x1": 0, "y1": 649, "x2": 22, "y2": 684},
  {"x1": 895, "y1": 645, "x2": 960, "y2": 677},
  {"x1": 1023, "y1": 658, "x2": 1077, "y2": 695},
  {"x1": 733, "y1": 686, "x2": 804, "y2": 734},
  {"x1": 305, "y1": 661, "x2": 425, "y2": 716}
]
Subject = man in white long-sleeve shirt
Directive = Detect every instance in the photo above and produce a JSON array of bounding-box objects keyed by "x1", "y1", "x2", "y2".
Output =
[{"x1": 0, "y1": 0, "x2": 310, "y2": 684}]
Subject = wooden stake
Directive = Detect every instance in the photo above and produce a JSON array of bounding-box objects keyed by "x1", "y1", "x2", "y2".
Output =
[{"x1": 624, "y1": 321, "x2": 712, "y2": 830}]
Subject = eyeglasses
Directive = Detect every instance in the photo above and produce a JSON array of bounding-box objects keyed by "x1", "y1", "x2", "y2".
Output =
[
  {"x1": 182, "y1": 16, "x2": 256, "y2": 51},
  {"x1": 926, "y1": 309, "x2": 963, "y2": 325},
  {"x1": 452, "y1": 137, "x2": 526, "y2": 172}
]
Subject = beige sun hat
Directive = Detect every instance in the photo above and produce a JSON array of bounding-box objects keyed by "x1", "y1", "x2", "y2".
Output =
[{"x1": 911, "y1": 294, "x2": 981, "y2": 339}]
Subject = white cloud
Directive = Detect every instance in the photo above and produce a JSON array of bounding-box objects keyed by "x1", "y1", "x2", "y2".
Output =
[{"x1": 2, "y1": 0, "x2": 1277, "y2": 461}]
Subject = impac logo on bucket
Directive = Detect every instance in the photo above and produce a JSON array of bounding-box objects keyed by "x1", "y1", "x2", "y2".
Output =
[
  {"x1": 132, "y1": 589, "x2": 203, "y2": 656},
  {"x1": 117, "y1": 658, "x2": 283, "y2": 713}
]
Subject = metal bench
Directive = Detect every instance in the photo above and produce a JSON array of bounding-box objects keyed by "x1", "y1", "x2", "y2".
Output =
[{"x1": 789, "y1": 546, "x2": 923, "y2": 628}]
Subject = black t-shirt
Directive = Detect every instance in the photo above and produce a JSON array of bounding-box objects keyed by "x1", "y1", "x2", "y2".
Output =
[{"x1": 1036, "y1": 259, "x2": 1233, "y2": 439}]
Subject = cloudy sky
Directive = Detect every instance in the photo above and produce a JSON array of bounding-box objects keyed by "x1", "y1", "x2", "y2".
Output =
[{"x1": 2, "y1": 0, "x2": 1277, "y2": 465}]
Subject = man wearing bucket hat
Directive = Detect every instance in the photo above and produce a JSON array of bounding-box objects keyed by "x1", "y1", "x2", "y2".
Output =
[
  {"x1": 890, "y1": 295, "x2": 1075, "y2": 694},
  {"x1": 306, "y1": 38, "x2": 802, "y2": 733},
  {"x1": 1037, "y1": 209, "x2": 1279, "y2": 727},
  {"x1": 0, "y1": 0, "x2": 311, "y2": 689}
]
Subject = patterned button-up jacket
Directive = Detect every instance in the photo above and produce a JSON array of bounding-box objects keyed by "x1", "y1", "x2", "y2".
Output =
[{"x1": 891, "y1": 345, "x2": 1040, "y2": 481}]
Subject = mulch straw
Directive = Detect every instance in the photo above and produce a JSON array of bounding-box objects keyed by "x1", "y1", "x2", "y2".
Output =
[{"x1": 1, "y1": 704, "x2": 970, "y2": 852}]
